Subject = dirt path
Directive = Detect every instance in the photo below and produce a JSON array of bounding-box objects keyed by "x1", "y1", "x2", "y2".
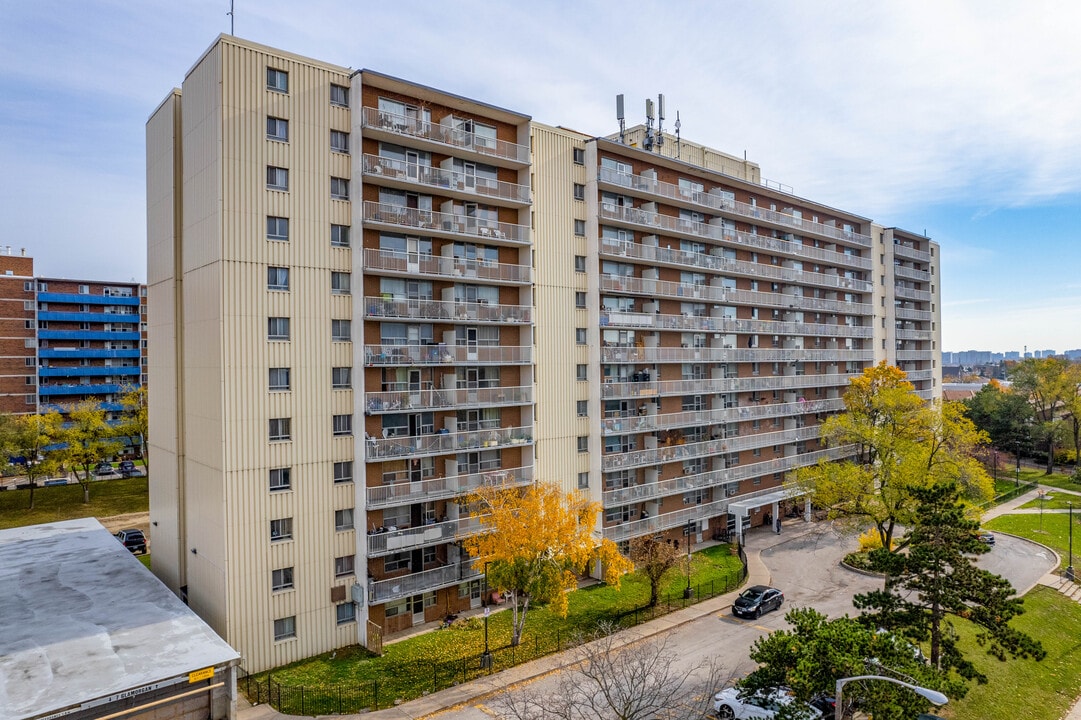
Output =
[{"x1": 98, "y1": 511, "x2": 150, "y2": 535}]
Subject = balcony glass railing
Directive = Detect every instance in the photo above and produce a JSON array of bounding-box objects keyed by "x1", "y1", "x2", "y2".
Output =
[
  {"x1": 366, "y1": 514, "x2": 486, "y2": 556},
  {"x1": 37, "y1": 292, "x2": 140, "y2": 306},
  {"x1": 38, "y1": 330, "x2": 140, "y2": 341},
  {"x1": 363, "y1": 247, "x2": 531, "y2": 284},
  {"x1": 601, "y1": 400, "x2": 842, "y2": 439},
  {"x1": 366, "y1": 466, "x2": 533, "y2": 508},
  {"x1": 38, "y1": 348, "x2": 140, "y2": 359},
  {"x1": 365, "y1": 384, "x2": 531, "y2": 414},
  {"x1": 599, "y1": 205, "x2": 872, "y2": 271},
  {"x1": 363, "y1": 154, "x2": 530, "y2": 204},
  {"x1": 364, "y1": 343, "x2": 531, "y2": 366},
  {"x1": 365, "y1": 296, "x2": 531, "y2": 324},
  {"x1": 361, "y1": 106, "x2": 530, "y2": 165},
  {"x1": 37, "y1": 312, "x2": 139, "y2": 324},
  {"x1": 366, "y1": 424, "x2": 533, "y2": 461},
  {"x1": 38, "y1": 383, "x2": 123, "y2": 395},
  {"x1": 600, "y1": 345, "x2": 873, "y2": 365},
  {"x1": 601, "y1": 373, "x2": 855, "y2": 401},
  {"x1": 892, "y1": 242, "x2": 932, "y2": 263},
  {"x1": 368, "y1": 562, "x2": 484, "y2": 604},
  {"x1": 893, "y1": 285, "x2": 932, "y2": 302},
  {"x1": 363, "y1": 201, "x2": 530, "y2": 245},
  {"x1": 599, "y1": 309, "x2": 874, "y2": 340},
  {"x1": 598, "y1": 166, "x2": 872, "y2": 247},
  {"x1": 38, "y1": 366, "x2": 139, "y2": 378},
  {"x1": 601, "y1": 425, "x2": 825, "y2": 472}
]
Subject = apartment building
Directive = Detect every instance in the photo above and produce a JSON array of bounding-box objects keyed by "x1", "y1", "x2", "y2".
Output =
[
  {"x1": 149, "y1": 36, "x2": 940, "y2": 673},
  {"x1": 0, "y1": 249, "x2": 146, "y2": 417}
]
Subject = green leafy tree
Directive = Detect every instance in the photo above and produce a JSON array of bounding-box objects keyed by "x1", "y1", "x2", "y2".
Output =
[
  {"x1": 57, "y1": 399, "x2": 122, "y2": 503},
  {"x1": 629, "y1": 535, "x2": 683, "y2": 608},
  {"x1": 741, "y1": 608, "x2": 958, "y2": 720},
  {"x1": 854, "y1": 483, "x2": 1044, "y2": 684},
  {"x1": 1009, "y1": 357, "x2": 1073, "y2": 473},
  {"x1": 1060, "y1": 363, "x2": 1081, "y2": 466},
  {"x1": 795, "y1": 364, "x2": 992, "y2": 551},
  {"x1": 10, "y1": 412, "x2": 64, "y2": 510},
  {"x1": 117, "y1": 384, "x2": 148, "y2": 471},
  {"x1": 962, "y1": 380, "x2": 1035, "y2": 454}
]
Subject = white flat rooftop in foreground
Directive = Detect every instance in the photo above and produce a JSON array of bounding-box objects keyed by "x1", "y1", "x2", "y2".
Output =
[{"x1": 0, "y1": 517, "x2": 238, "y2": 720}]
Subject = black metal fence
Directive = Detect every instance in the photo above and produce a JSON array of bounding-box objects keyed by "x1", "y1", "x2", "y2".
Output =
[{"x1": 240, "y1": 559, "x2": 747, "y2": 716}]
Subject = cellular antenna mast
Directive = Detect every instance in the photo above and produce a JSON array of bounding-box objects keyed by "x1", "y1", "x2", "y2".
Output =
[
  {"x1": 656, "y1": 94, "x2": 665, "y2": 150},
  {"x1": 227, "y1": 0, "x2": 235, "y2": 35},
  {"x1": 675, "y1": 110, "x2": 682, "y2": 159},
  {"x1": 616, "y1": 94, "x2": 626, "y2": 144},
  {"x1": 643, "y1": 98, "x2": 655, "y2": 151}
]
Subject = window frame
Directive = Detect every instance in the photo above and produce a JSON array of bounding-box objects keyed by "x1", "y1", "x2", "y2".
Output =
[
  {"x1": 267, "y1": 216, "x2": 289, "y2": 241},
  {"x1": 271, "y1": 566, "x2": 294, "y2": 591},
  {"x1": 332, "y1": 319, "x2": 352, "y2": 342},
  {"x1": 269, "y1": 417, "x2": 292, "y2": 442},
  {"x1": 267, "y1": 166, "x2": 289, "y2": 191},
  {"x1": 577, "y1": 436, "x2": 588, "y2": 453},
  {"x1": 270, "y1": 517, "x2": 293, "y2": 542},
  {"x1": 336, "y1": 602, "x2": 356, "y2": 625},
  {"x1": 269, "y1": 467, "x2": 292, "y2": 492},
  {"x1": 573, "y1": 183, "x2": 586, "y2": 201},
  {"x1": 332, "y1": 366, "x2": 352, "y2": 389},
  {"x1": 335, "y1": 508, "x2": 355, "y2": 531},
  {"x1": 273, "y1": 615, "x2": 296, "y2": 641},
  {"x1": 268, "y1": 316, "x2": 290, "y2": 341},
  {"x1": 573, "y1": 147, "x2": 585, "y2": 165},
  {"x1": 266, "y1": 116, "x2": 289, "y2": 142},
  {"x1": 330, "y1": 176, "x2": 350, "y2": 200},
  {"x1": 335, "y1": 554, "x2": 356, "y2": 578},
  {"x1": 266, "y1": 68, "x2": 288, "y2": 93},
  {"x1": 330, "y1": 130, "x2": 350, "y2": 154},
  {"x1": 334, "y1": 461, "x2": 354, "y2": 484},
  {"x1": 574, "y1": 219, "x2": 586, "y2": 236},
  {"x1": 268, "y1": 367, "x2": 290, "y2": 391},
  {"x1": 331, "y1": 271, "x2": 352, "y2": 295},
  {"x1": 267, "y1": 266, "x2": 290, "y2": 291},
  {"x1": 330, "y1": 84, "x2": 349, "y2": 107},
  {"x1": 333, "y1": 414, "x2": 353, "y2": 436},
  {"x1": 331, "y1": 224, "x2": 351, "y2": 247}
]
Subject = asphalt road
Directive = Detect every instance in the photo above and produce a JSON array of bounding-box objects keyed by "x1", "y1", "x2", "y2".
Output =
[{"x1": 446, "y1": 523, "x2": 1055, "y2": 720}]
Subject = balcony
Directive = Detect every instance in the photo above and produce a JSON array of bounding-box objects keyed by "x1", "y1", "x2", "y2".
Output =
[
  {"x1": 363, "y1": 247, "x2": 532, "y2": 285},
  {"x1": 365, "y1": 296, "x2": 531, "y2": 325},
  {"x1": 367, "y1": 465, "x2": 533, "y2": 509},
  {"x1": 37, "y1": 311, "x2": 140, "y2": 324},
  {"x1": 360, "y1": 106, "x2": 530, "y2": 167},
  {"x1": 895, "y1": 328, "x2": 933, "y2": 341},
  {"x1": 366, "y1": 514, "x2": 486, "y2": 556},
  {"x1": 37, "y1": 292, "x2": 140, "y2": 306},
  {"x1": 362, "y1": 201, "x2": 530, "y2": 246},
  {"x1": 599, "y1": 309, "x2": 874, "y2": 340},
  {"x1": 603, "y1": 445, "x2": 852, "y2": 506},
  {"x1": 38, "y1": 330, "x2": 140, "y2": 342},
  {"x1": 599, "y1": 206, "x2": 872, "y2": 272},
  {"x1": 38, "y1": 348, "x2": 140, "y2": 359},
  {"x1": 362, "y1": 154, "x2": 531, "y2": 207},
  {"x1": 366, "y1": 424, "x2": 533, "y2": 462},
  {"x1": 601, "y1": 373, "x2": 856, "y2": 401},
  {"x1": 904, "y1": 369, "x2": 934, "y2": 382},
  {"x1": 893, "y1": 285, "x2": 932, "y2": 302},
  {"x1": 894, "y1": 306, "x2": 933, "y2": 322},
  {"x1": 365, "y1": 343, "x2": 531, "y2": 367},
  {"x1": 366, "y1": 384, "x2": 532, "y2": 414},
  {"x1": 601, "y1": 424, "x2": 826, "y2": 472},
  {"x1": 600, "y1": 345, "x2": 874, "y2": 365},
  {"x1": 600, "y1": 399, "x2": 843, "y2": 439},
  {"x1": 38, "y1": 383, "x2": 123, "y2": 396},
  {"x1": 598, "y1": 166, "x2": 872, "y2": 247},
  {"x1": 38, "y1": 366, "x2": 139, "y2": 378},
  {"x1": 893, "y1": 242, "x2": 932, "y2": 263},
  {"x1": 368, "y1": 562, "x2": 483, "y2": 605},
  {"x1": 892, "y1": 264, "x2": 930, "y2": 282},
  {"x1": 896, "y1": 350, "x2": 933, "y2": 362}
]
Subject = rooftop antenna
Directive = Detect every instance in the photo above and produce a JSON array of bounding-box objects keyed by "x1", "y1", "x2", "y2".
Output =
[
  {"x1": 616, "y1": 94, "x2": 626, "y2": 144},
  {"x1": 227, "y1": 0, "x2": 235, "y2": 35},
  {"x1": 674, "y1": 110, "x2": 682, "y2": 159},
  {"x1": 644, "y1": 98, "x2": 655, "y2": 151},
  {"x1": 656, "y1": 94, "x2": 665, "y2": 150}
]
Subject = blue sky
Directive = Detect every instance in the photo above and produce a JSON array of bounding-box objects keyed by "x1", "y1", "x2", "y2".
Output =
[{"x1": 1, "y1": 1, "x2": 1078, "y2": 353}]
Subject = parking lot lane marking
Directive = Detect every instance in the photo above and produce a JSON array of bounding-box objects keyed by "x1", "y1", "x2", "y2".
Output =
[
  {"x1": 719, "y1": 614, "x2": 745, "y2": 624},
  {"x1": 475, "y1": 702, "x2": 499, "y2": 717}
]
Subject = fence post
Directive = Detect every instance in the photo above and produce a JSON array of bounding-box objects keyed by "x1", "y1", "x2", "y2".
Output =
[
  {"x1": 338, "y1": 685, "x2": 342, "y2": 714},
  {"x1": 373, "y1": 679, "x2": 379, "y2": 711},
  {"x1": 300, "y1": 686, "x2": 305, "y2": 715}
]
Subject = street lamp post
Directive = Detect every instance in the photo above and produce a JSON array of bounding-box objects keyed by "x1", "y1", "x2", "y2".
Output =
[
  {"x1": 1068, "y1": 502, "x2": 1075, "y2": 582},
  {"x1": 684, "y1": 520, "x2": 694, "y2": 599},
  {"x1": 1015, "y1": 440, "x2": 1021, "y2": 488},
  {"x1": 835, "y1": 675, "x2": 948, "y2": 720},
  {"x1": 481, "y1": 561, "x2": 492, "y2": 669}
]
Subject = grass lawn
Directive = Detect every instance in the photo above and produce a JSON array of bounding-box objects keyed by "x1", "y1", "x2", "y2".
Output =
[
  {"x1": 0, "y1": 476, "x2": 149, "y2": 529},
  {"x1": 985, "y1": 513, "x2": 1080, "y2": 571},
  {"x1": 942, "y1": 586, "x2": 1081, "y2": 720},
  {"x1": 137, "y1": 554, "x2": 152, "y2": 569},
  {"x1": 1019, "y1": 492, "x2": 1081, "y2": 511},
  {"x1": 254, "y1": 544, "x2": 744, "y2": 704}
]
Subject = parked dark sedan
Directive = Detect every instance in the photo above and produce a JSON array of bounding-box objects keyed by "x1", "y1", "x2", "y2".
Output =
[
  {"x1": 733, "y1": 585, "x2": 784, "y2": 619},
  {"x1": 115, "y1": 528, "x2": 147, "y2": 554}
]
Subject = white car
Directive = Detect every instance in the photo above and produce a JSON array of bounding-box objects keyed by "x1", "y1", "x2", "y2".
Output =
[{"x1": 713, "y1": 687, "x2": 823, "y2": 719}]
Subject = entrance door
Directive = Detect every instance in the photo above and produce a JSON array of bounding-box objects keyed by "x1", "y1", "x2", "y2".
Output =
[
  {"x1": 408, "y1": 369, "x2": 422, "y2": 407},
  {"x1": 406, "y1": 150, "x2": 420, "y2": 181},
  {"x1": 463, "y1": 162, "x2": 477, "y2": 192},
  {"x1": 410, "y1": 594, "x2": 425, "y2": 626},
  {"x1": 406, "y1": 236, "x2": 421, "y2": 274}
]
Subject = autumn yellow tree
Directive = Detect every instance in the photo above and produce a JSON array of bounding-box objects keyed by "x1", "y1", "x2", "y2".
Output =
[
  {"x1": 463, "y1": 482, "x2": 633, "y2": 647},
  {"x1": 794, "y1": 363, "x2": 993, "y2": 551}
]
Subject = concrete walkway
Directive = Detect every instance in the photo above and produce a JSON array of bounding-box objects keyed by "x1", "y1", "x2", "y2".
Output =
[{"x1": 240, "y1": 487, "x2": 1081, "y2": 720}]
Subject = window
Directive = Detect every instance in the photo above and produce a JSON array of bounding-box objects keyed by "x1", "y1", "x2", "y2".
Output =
[
  {"x1": 331, "y1": 271, "x2": 351, "y2": 295},
  {"x1": 271, "y1": 567, "x2": 294, "y2": 591},
  {"x1": 266, "y1": 68, "x2": 288, "y2": 93},
  {"x1": 331, "y1": 224, "x2": 350, "y2": 247},
  {"x1": 575, "y1": 292, "x2": 587, "y2": 308},
  {"x1": 78, "y1": 284, "x2": 89, "y2": 294},
  {"x1": 273, "y1": 616, "x2": 296, "y2": 641},
  {"x1": 384, "y1": 552, "x2": 410, "y2": 572},
  {"x1": 332, "y1": 319, "x2": 351, "y2": 342},
  {"x1": 267, "y1": 166, "x2": 289, "y2": 191},
  {"x1": 330, "y1": 84, "x2": 349, "y2": 107},
  {"x1": 267, "y1": 266, "x2": 290, "y2": 291},
  {"x1": 335, "y1": 555, "x2": 355, "y2": 577},
  {"x1": 422, "y1": 546, "x2": 437, "y2": 564},
  {"x1": 578, "y1": 472, "x2": 589, "y2": 489},
  {"x1": 574, "y1": 255, "x2": 587, "y2": 272},
  {"x1": 331, "y1": 130, "x2": 349, "y2": 154},
  {"x1": 575, "y1": 328, "x2": 587, "y2": 344},
  {"x1": 269, "y1": 417, "x2": 291, "y2": 441},
  {"x1": 573, "y1": 183, "x2": 585, "y2": 200},
  {"x1": 269, "y1": 467, "x2": 291, "y2": 492},
  {"x1": 336, "y1": 602, "x2": 356, "y2": 625},
  {"x1": 270, "y1": 517, "x2": 293, "y2": 541},
  {"x1": 331, "y1": 177, "x2": 349, "y2": 200},
  {"x1": 333, "y1": 414, "x2": 353, "y2": 436},
  {"x1": 573, "y1": 147, "x2": 585, "y2": 165},
  {"x1": 335, "y1": 508, "x2": 355, "y2": 531},
  {"x1": 577, "y1": 364, "x2": 588, "y2": 381},
  {"x1": 267, "y1": 216, "x2": 289, "y2": 241},
  {"x1": 333, "y1": 461, "x2": 353, "y2": 484},
  {"x1": 268, "y1": 367, "x2": 290, "y2": 391},
  {"x1": 577, "y1": 400, "x2": 588, "y2": 417},
  {"x1": 577, "y1": 436, "x2": 588, "y2": 453},
  {"x1": 267, "y1": 117, "x2": 288, "y2": 141},
  {"x1": 332, "y1": 367, "x2": 352, "y2": 389},
  {"x1": 268, "y1": 317, "x2": 290, "y2": 340},
  {"x1": 574, "y1": 219, "x2": 586, "y2": 236}
]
